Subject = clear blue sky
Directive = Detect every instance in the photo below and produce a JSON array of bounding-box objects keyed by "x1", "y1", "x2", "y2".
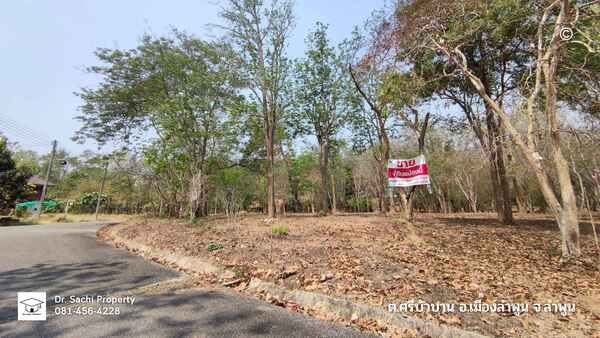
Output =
[{"x1": 0, "y1": 0, "x2": 382, "y2": 155}]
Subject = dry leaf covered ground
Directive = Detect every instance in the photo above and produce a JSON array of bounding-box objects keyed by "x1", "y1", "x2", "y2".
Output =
[{"x1": 114, "y1": 213, "x2": 600, "y2": 337}]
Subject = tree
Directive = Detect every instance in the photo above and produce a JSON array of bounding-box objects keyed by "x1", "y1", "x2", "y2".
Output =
[
  {"x1": 0, "y1": 138, "x2": 32, "y2": 212},
  {"x1": 344, "y1": 22, "x2": 401, "y2": 214},
  {"x1": 75, "y1": 31, "x2": 242, "y2": 220},
  {"x1": 10, "y1": 146, "x2": 41, "y2": 174},
  {"x1": 292, "y1": 22, "x2": 347, "y2": 214},
  {"x1": 218, "y1": 0, "x2": 295, "y2": 218},
  {"x1": 381, "y1": 70, "x2": 432, "y2": 221},
  {"x1": 393, "y1": 0, "x2": 600, "y2": 259},
  {"x1": 386, "y1": 0, "x2": 535, "y2": 224},
  {"x1": 211, "y1": 166, "x2": 258, "y2": 218},
  {"x1": 283, "y1": 151, "x2": 318, "y2": 212}
]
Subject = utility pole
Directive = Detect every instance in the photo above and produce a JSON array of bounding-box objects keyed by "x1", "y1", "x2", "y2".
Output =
[
  {"x1": 38, "y1": 140, "x2": 57, "y2": 217},
  {"x1": 95, "y1": 159, "x2": 109, "y2": 220}
]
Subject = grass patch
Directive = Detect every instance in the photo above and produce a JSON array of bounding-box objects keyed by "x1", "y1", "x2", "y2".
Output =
[
  {"x1": 546, "y1": 245, "x2": 562, "y2": 258},
  {"x1": 186, "y1": 220, "x2": 203, "y2": 228},
  {"x1": 207, "y1": 243, "x2": 223, "y2": 252},
  {"x1": 271, "y1": 225, "x2": 289, "y2": 236},
  {"x1": 392, "y1": 218, "x2": 407, "y2": 225},
  {"x1": 233, "y1": 265, "x2": 251, "y2": 280}
]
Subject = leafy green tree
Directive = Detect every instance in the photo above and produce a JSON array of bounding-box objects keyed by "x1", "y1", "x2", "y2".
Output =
[
  {"x1": 0, "y1": 138, "x2": 32, "y2": 212},
  {"x1": 10, "y1": 146, "x2": 41, "y2": 174},
  {"x1": 288, "y1": 151, "x2": 319, "y2": 213},
  {"x1": 292, "y1": 22, "x2": 348, "y2": 214},
  {"x1": 74, "y1": 192, "x2": 107, "y2": 213},
  {"x1": 210, "y1": 167, "x2": 258, "y2": 216},
  {"x1": 75, "y1": 30, "x2": 242, "y2": 219},
  {"x1": 218, "y1": 0, "x2": 295, "y2": 218}
]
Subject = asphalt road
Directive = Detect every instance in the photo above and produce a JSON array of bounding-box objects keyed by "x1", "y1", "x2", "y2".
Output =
[{"x1": 0, "y1": 222, "x2": 373, "y2": 338}]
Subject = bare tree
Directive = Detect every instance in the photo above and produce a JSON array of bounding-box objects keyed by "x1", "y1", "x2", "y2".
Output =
[{"x1": 455, "y1": 169, "x2": 477, "y2": 213}]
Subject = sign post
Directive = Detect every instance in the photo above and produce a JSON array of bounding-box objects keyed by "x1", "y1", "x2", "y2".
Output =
[{"x1": 387, "y1": 155, "x2": 430, "y2": 187}]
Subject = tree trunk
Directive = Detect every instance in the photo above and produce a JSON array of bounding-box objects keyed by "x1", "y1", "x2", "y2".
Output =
[
  {"x1": 376, "y1": 169, "x2": 387, "y2": 214},
  {"x1": 513, "y1": 177, "x2": 526, "y2": 214},
  {"x1": 254, "y1": 16, "x2": 276, "y2": 219},
  {"x1": 331, "y1": 173, "x2": 337, "y2": 215},
  {"x1": 541, "y1": 0, "x2": 579, "y2": 258},
  {"x1": 457, "y1": 106, "x2": 513, "y2": 222},
  {"x1": 265, "y1": 123, "x2": 276, "y2": 218},
  {"x1": 318, "y1": 140, "x2": 330, "y2": 214},
  {"x1": 543, "y1": 32, "x2": 579, "y2": 256},
  {"x1": 439, "y1": 3, "x2": 580, "y2": 257},
  {"x1": 377, "y1": 130, "x2": 390, "y2": 215},
  {"x1": 494, "y1": 124, "x2": 514, "y2": 224},
  {"x1": 485, "y1": 109, "x2": 513, "y2": 225},
  {"x1": 398, "y1": 188, "x2": 414, "y2": 221},
  {"x1": 486, "y1": 152, "x2": 502, "y2": 212}
]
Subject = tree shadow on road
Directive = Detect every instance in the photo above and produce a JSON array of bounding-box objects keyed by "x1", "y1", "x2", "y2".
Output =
[
  {"x1": 1, "y1": 287, "x2": 372, "y2": 338},
  {"x1": 0, "y1": 259, "x2": 175, "y2": 322}
]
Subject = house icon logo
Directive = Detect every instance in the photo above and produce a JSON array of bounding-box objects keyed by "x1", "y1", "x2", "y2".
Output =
[{"x1": 18, "y1": 292, "x2": 46, "y2": 321}]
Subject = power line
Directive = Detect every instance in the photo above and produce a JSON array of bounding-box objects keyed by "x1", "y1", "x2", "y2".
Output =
[
  {"x1": 0, "y1": 124, "x2": 51, "y2": 147},
  {"x1": 0, "y1": 128, "x2": 49, "y2": 146},
  {"x1": 0, "y1": 113, "x2": 56, "y2": 152},
  {"x1": 0, "y1": 114, "x2": 50, "y2": 140},
  {"x1": 1, "y1": 113, "x2": 117, "y2": 155},
  {"x1": 0, "y1": 112, "x2": 53, "y2": 146}
]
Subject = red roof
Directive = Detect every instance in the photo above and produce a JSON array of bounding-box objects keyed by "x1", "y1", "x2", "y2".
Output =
[{"x1": 27, "y1": 175, "x2": 54, "y2": 186}]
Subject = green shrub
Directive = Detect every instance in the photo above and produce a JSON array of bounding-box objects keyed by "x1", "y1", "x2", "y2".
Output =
[
  {"x1": 187, "y1": 217, "x2": 202, "y2": 227},
  {"x1": 22, "y1": 219, "x2": 39, "y2": 225},
  {"x1": 207, "y1": 243, "x2": 223, "y2": 252},
  {"x1": 15, "y1": 208, "x2": 26, "y2": 218},
  {"x1": 0, "y1": 217, "x2": 20, "y2": 226},
  {"x1": 55, "y1": 216, "x2": 72, "y2": 223},
  {"x1": 271, "y1": 225, "x2": 289, "y2": 236},
  {"x1": 346, "y1": 196, "x2": 371, "y2": 212},
  {"x1": 392, "y1": 218, "x2": 409, "y2": 226}
]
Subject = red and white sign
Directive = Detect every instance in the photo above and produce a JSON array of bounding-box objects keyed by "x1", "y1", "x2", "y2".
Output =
[{"x1": 387, "y1": 155, "x2": 430, "y2": 187}]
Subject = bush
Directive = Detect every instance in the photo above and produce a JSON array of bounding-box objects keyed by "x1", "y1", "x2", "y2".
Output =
[
  {"x1": 271, "y1": 225, "x2": 289, "y2": 236},
  {"x1": 346, "y1": 196, "x2": 372, "y2": 212},
  {"x1": 187, "y1": 217, "x2": 202, "y2": 227},
  {"x1": 55, "y1": 216, "x2": 72, "y2": 223},
  {"x1": 15, "y1": 207, "x2": 26, "y2": 218},
  {"x1": 207, "y1": 243, "x2": 223, "y2": 252},
  {"x1": 0, "y1": 217, "x2": 20, "y2": 226}
]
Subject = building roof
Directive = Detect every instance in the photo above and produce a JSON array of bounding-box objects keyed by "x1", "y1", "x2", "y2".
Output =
[{"x1": 27, "y1": 175, "x2": 54, "y2": 186}]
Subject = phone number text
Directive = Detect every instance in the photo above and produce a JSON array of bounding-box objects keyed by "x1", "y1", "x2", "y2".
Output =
[{"x1": 54, "y1": 306, "x2": 121, "y2": 316}]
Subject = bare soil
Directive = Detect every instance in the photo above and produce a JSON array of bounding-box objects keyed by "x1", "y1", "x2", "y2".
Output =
[{"x1": 115, "y1": 213, "x2": 600, "y2": 338}]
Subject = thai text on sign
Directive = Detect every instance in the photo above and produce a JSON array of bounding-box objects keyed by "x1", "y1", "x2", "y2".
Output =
[{"x1": 387, "y1": 155, "x2": 430, "y2": 187}]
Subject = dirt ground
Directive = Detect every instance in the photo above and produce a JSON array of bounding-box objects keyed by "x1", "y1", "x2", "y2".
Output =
[{"x1": 115, "y1": 213, "x2": 600, "y2": 338}]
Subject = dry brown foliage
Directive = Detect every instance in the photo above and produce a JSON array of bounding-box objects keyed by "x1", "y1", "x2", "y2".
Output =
[{"x1": 117, "y1": 213, "x2": 600, "y2": 337}]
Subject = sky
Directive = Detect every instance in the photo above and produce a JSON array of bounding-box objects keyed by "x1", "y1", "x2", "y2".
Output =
[{"x1": 0, "y1": 0, "x2": 383, "y2": 155}]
